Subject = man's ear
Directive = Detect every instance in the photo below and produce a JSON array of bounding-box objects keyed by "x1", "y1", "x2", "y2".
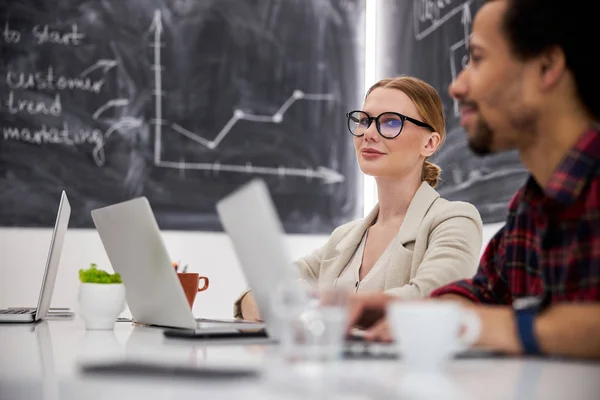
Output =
[
  {"x1": 422, "y1": 131, "x2": 441, "y2": 157},
  {"x1": 539, "y1": 46, "x2": 566, "y2": 90}
]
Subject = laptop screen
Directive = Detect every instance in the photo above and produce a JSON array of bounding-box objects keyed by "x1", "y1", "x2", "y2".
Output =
[
  {"x1": 216, "y1": 179, "x2": 299, "y2": 335},
  {"x1": 34, "y1": 191, "x2": 71, "y2": 321}
]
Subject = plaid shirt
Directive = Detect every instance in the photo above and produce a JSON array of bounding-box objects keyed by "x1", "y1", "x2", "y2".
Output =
[{"x1": 431, "y1": 128, "x2": 600, "y2": 304}]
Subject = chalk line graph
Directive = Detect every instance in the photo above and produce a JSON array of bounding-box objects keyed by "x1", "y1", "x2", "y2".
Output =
[
  {"x1": 147, "y1": 10, "x2": 344, "y2": 184},
  {"x1": 163, "y1": 91, "x2": 335, "y2": 151},
  {"x1": 88, "y1": 9, "x2": 344, "y2": 183}
]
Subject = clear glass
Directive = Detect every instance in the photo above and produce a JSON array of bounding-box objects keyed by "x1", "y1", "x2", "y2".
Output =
[
  {"x1": 265, "y1": 281, "x2": 351, "y2": 397},
  {"x1": 268, "y1": 280, "x2": 350, "y2": 363}
]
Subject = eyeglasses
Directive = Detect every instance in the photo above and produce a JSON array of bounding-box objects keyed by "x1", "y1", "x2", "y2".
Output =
[{"x1": 346, "y1": 110, "x2": 434, "y2": 139}]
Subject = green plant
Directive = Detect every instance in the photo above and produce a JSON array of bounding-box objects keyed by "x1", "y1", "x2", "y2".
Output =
[{"x1": 79, "y1": 263, "x2": 122, "y2": 284}]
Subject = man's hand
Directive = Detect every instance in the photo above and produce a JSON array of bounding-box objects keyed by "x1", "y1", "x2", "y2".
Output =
[
  {"x1": 346, "y1": 293, "x2": 479, "y2": 343},
  {"x1": 346, "y1": 292, "x2": 396, "y2": 332},
  {"x1": 474, "y1": 305, "x2": 521, "y2": 354},
  {"x1": 354, "y1": 303, "x2": 522, "y2": 350},
  {"x1": 361, "y1": 318, "x2": 393, "y2": 342}
]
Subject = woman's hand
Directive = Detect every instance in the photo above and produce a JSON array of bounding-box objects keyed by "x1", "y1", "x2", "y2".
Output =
[{"x1": 240, "y1": 291, "x2": 262, "y2": 321}]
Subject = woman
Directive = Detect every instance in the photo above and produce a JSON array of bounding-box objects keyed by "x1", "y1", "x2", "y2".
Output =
[{"x1": 235, "y1": 75, "x2": 483, "y2": 320}]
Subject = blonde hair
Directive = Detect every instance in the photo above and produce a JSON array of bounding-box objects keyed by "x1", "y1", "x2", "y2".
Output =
[{"x1": 366, "y1": 76, "x2": 446, "y2": 188}]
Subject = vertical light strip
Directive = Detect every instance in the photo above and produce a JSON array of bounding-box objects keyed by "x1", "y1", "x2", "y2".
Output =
[{"x1": 362, "y1": 0, "x2": 378, "y2": 216}]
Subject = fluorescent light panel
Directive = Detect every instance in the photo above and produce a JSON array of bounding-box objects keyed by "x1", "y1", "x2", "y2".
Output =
[{"x1": 362, "y1": 0, "x2": 378, "y2": 216}]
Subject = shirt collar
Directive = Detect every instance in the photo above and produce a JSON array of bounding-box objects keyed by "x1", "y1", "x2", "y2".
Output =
[{"x1": 528, "y1": 127, "x2": 600, "y2": 205}]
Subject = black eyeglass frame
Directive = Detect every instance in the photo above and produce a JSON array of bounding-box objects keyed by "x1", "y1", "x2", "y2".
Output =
[{"x1": 346, "y1": 110, "x2": 435, "y2": 139}]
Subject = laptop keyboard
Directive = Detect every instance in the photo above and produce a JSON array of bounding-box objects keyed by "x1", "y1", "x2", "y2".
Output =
[{"x1": 0, "y1": 308, "x2": 35, "y2": 315}]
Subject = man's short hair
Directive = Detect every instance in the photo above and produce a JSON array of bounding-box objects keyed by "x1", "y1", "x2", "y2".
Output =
[{"x1": 494, "y1": 0, "x2": 599, "y2": 120}]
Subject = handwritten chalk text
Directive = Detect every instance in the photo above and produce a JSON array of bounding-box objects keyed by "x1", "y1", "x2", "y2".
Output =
[
  {"x1": 6, "y1": 67, "x2": 105, "y2": 94},
  {"x1": 416, "y1": 0, "x2": 454, "y2": 24},
  {"x1": 4, "y1": 90, "x2": 62, "y2": 116},
  {"x1": 2, "y1": 123, "x2": 104, "y2": 157},
  {"x1": 2, "y1": 22, "x2": 20, "y2": 43},
  {"x1": 2, "y1": 22, "x2": 84, "y2": 46},
  {"x1": 32, "y1": 24, "x2": 84, "y2": 46}
]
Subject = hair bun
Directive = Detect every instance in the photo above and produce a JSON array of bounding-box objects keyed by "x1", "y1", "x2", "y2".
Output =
[{"x1": 422, "y1": 160, "x2": 441, "y2": 188}]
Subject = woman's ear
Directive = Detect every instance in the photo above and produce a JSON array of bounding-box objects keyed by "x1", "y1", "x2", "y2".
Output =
[{"x1": 422, "y1": 131, "x2": 441, "y2": 157}]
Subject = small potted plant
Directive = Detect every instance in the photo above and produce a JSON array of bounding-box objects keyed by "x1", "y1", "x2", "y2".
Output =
[{"x1": 77, "y1": 263, "x2": 125, "y2": 330}]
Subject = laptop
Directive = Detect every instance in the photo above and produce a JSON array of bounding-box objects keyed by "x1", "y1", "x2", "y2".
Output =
[
  {"x1": 215, "y1": 179, "x2": 301, "y2": 340},
  {"x1": 90, "y1": 197, "x2": 265, "y2": 332},
  {"x1": 0, "y1": 191, "x2": 71, "y2": 323}
]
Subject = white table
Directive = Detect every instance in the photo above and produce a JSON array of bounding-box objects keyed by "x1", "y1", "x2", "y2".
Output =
[{"x1": 1, "y1": 318, "x2": 599, "y2": 400}]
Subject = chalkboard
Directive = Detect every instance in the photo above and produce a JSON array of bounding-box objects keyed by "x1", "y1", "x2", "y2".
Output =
[
  {"x1": 0, "y1": 0, "x2": 364, "y2": 233},
  {"x1": 379, "y1": 0, "x2": 528, "y2": 223}
]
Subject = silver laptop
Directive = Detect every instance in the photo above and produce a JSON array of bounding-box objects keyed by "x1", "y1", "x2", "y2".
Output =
[
  {"x1": 216, "y1": 179, "x2": 302, "y2": 340},
  {"x1": 90, "y1": 197, "x2": 264, "y2": 331},
  {"x1": 0, "y1": 191, "x2": 71, "y2": 323}
]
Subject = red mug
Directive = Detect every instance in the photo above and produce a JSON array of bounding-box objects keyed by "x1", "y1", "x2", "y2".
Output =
[{"x1": 177, "y1": 273, "x2": 209, "y2": 308}]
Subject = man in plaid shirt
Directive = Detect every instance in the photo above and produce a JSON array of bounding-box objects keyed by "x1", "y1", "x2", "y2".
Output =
[{"x1": 347, "y1": 0, "x2": 600, "y2": 359}]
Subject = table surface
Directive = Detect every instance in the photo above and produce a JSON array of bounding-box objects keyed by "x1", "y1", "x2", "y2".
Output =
[{"x1": 1, "y1": 317, "x2": 599, "y2": 400}]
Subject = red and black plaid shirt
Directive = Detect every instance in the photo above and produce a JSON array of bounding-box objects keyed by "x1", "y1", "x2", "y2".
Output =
[{"x1": 432, "y1": 127, "x2": 600, "y2": 304}]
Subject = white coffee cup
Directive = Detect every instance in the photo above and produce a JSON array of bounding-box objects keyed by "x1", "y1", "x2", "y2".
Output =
[{"x1": 387, "y1": 301, "x2": 481, "y2": 369}]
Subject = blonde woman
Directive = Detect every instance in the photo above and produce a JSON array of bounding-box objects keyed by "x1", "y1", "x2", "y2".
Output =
[{"x1": 235, "y1": 76, "x2": 483, "y2": 320}]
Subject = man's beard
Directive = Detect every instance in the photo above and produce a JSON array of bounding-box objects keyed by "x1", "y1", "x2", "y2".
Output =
[{"x1": 468, "y1": 117, "x2": 494, "y2": 156}]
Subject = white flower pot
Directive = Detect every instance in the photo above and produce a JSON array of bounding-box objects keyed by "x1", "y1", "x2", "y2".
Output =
[{"x1": 78, "y1": 283, "x2": 126, "y2": 330}]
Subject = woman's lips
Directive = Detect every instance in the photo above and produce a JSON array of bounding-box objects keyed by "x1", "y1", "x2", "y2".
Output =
[{"x1": 361, "y1": 148, "x2": 385, "y2": 159}]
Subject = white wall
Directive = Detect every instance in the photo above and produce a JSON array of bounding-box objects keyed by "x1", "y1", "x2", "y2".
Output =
[
  {"x1": 0, "y1": 222, "x2": 504, "y2": 318},
  {"x1": 0, "y1": 227, "x2": 328, "y2": 318}
]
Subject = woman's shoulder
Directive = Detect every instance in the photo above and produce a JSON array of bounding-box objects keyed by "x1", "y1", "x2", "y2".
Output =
[{"x1": 428, "y1": 196, "x2": 483, "y2": 226}]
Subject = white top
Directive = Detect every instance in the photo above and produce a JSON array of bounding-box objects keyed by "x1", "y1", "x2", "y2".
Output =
[{"x1": 335, "y1": 229, "x2": 394, "y2": 292}]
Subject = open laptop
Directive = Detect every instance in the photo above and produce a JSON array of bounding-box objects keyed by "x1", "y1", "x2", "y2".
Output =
[
  {"x1": 90, "y1": 198, "x2": 265, "y2": 332},
  {"x1": 215, "y1": 179, "x2": 301, "y2": 340},
  {"x1": 0, "y1": 191, "x2": 71, "y2": 323}
]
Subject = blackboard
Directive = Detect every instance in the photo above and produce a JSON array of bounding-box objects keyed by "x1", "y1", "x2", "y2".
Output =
[
  {"x1": 379, "y1": 0, "x2": 528, "y2": 223},
  {"x1": 0, "y1": 0, "x2": 364, "y2": 233}
]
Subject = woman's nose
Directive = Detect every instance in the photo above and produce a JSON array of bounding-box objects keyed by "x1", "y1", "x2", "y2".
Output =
[{"x1": 363, "y1": 121, "x2": 380, "y2": 142}]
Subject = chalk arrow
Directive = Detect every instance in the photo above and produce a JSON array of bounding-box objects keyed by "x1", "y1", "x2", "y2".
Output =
[
  {"x1": 156, "y1": 161, "x2": 345, "y2": 184},
  {"x1": 103, "y1": 117, "x2": 143, "y2": 141},
  {"x1": 149, "y1": 10, "x2": 163, "y2": 35},
  {"x1": 93, "y1": 117, "x2": 143, "y2": 166},
  {"x1": 80, "y1": 59, "x2": 118, "y2": 78},
  {"x1": 316, "y1": 166, "x2": 345, "y2": 184},
  {"x1": 93, "y1": 99, "x2": 129, "y2": 119},
  {"x1": 150, "y1": 9, "x2": 164, "y2": 165}
]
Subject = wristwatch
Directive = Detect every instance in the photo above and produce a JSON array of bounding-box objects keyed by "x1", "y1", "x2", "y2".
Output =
[{"x1": 513, "y1": 295, "x2": 549, "y2": 355}]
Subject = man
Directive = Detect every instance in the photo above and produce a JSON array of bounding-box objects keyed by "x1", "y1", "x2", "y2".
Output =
[{"x1": 348, "y1": 0, "x2": 600, "y2": 359}]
